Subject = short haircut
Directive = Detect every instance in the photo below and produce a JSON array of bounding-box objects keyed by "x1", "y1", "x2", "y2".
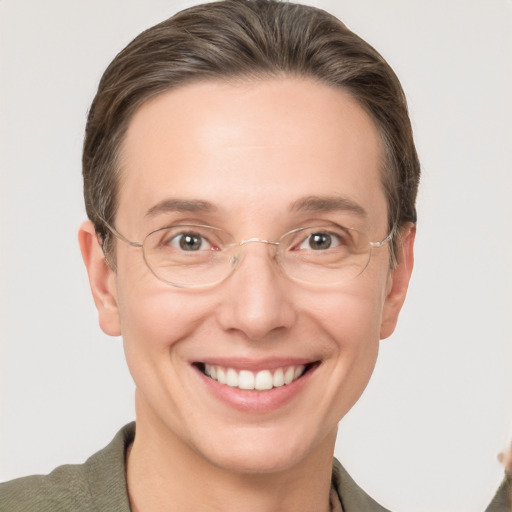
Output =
[{"x1": 83, "y1": 0, "x2": 420, "y2": 262}]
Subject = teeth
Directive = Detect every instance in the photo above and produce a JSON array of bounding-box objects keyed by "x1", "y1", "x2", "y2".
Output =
[
  {"x1": 284, "y1": 366, "x2": 295, "y2": 385},
  {"x1": 203, "y1": 364, "x2": 306, "y2": 391},
  {"x1": 217, "y1": 367, "x2": 226, "y2": 385},
  {"x1": 226, "y1": 368, "x2": 238, "y2": 387},
  {"x1": 294, "y1": 366, "x2": 303, "y2": 379},
  {"x1": 255, "y1": 370, "x2": 273, "y2": 390},
  {"x1": 272, "y1": 368, "x2": 284, "y2": 387},
  {"x1": 238, "y1": 370, "x2": 254, "y2": 390}
]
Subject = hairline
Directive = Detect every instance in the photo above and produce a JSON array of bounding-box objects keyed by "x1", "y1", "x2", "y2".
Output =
[
  {"x1": 100, "y1": 72, "x2": 402, "y2": 268},
  {"x1": 113, "y1": 71, "x2": 394, "y2": 220}
]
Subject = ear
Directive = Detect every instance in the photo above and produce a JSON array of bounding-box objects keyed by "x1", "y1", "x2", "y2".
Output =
[
  {"x1": 380, "y1": 223, "x2": 416, "y2": 340},
  {"x1": 78, "y1": 220, "x2": 121, "y2": 336}
]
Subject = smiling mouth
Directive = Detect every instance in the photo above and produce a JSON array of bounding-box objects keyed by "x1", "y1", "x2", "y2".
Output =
[{"x1": 195, "y1": 362, "x2": 318, "y2": 391}]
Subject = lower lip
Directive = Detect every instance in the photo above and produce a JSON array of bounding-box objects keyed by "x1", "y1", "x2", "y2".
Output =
[{"x1": 195, "y1": 365, "x2": 317, "y2": 413}]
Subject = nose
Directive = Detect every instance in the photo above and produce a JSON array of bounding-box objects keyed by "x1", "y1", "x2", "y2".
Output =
[{"x1": 216, "y1": 242, "x2": 296, "y2": 341}]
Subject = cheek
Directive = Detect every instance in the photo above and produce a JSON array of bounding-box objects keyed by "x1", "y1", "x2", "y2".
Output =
[
  {"x1": 115, "y1": 274, "x2": 212, "y2": 371},
  {"x1": 325, "y1": 294, "x2": 382, "y2": 385},
  {"x1": 293, "y1": 289, "x2": 384, "y2": 429},
  {"x1": 307, "y1": 273, "x2": 388, "y2": 384},
  {"x1": 308, "y1": 279, "x2": 388, "y2": 350},
  {"x1": 117, "y1": 286, "x2": 222, "y2": 422}
]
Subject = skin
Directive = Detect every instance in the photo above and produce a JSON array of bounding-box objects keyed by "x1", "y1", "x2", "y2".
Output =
[
  {"x1": 79, "y1": 77, "x2": 415, "y2": 512},
  {"x1": 498, "y1": 445, "x2": 512, "y2": 476}
]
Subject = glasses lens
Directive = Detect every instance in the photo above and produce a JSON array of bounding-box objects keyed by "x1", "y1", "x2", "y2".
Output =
[
  {"x1": 142, "y1": 225, "x2": 234, "y2": 287},
  {"x1": 278, "y1": 225, "x2": 372, "y2": 285},
  {"x1": 140, "y1": 223, "x2": 384, "y2": 288}
]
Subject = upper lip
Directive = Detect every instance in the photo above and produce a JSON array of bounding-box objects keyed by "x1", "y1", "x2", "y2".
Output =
[{"x1": 192, "y1": 357, "x2": 318, "y2": 372}]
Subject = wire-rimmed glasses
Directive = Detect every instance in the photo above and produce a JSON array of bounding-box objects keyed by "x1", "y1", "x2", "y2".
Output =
[{"x1": 101, "y1": 221, "x2": 394, "y2": 288}]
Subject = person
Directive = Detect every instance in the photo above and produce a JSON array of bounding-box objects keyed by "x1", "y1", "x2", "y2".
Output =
[
  {"x1": 1, "y1": 0, "x2": 420, "y2": 510},
  {"x1": 486, "y1": 445, "x2": 512, "y2": 512}
]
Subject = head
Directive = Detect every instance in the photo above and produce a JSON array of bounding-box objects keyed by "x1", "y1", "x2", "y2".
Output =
[
  {"x1": 79, "y1": 0, "x2": 418, "y2": 475},
  {"x1": 83, "y1": 0, "x2": 419, "y2": 265}
]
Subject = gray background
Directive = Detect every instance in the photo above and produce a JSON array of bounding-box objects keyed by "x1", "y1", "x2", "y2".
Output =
[{"x1": 1, "y1": 1, "x2": 511, "y2": 511}]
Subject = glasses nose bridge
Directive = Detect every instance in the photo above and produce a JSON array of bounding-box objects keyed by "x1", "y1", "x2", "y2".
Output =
[
  {"x1": 229, "y1": 237, "x2": 282, "y2": 272},
  {"x1": 238, "y1": 237, "x2": 280, "y2": 247}
]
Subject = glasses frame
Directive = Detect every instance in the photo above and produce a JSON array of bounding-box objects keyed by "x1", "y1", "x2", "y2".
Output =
[{"x1": 99, "y1": 218, "x2": 395, "y2": 288}]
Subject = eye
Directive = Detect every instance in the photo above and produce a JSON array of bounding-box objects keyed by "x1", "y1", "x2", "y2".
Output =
[
  {"x1": 168, "y1": 231, "x2": 212, "y2": 251},
  {"x1": 298, "y1": 231, "x2": 343, "y2": 251}
]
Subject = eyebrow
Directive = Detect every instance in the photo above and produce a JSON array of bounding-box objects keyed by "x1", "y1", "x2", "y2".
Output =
[
  {"x1": 290, "y1": 195, "x2": 367, "y2": 218},
  {"x1": 145, "y1": 198, "x2": 217, "y2": 217},
  {"x1": 145, "y1": 195, "x2": 366, "y2": 219}
]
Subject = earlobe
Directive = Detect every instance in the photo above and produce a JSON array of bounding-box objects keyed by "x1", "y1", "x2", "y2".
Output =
[
  {"x1": 78, "y1": 220, "x2": 121, "y2": 336},
  {"x1": 380, "y1": 223, "x2": 416, "y2": 340}
]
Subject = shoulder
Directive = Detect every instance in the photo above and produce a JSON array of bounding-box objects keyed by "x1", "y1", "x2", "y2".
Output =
[
  {"x1": 332, "y1": 458, "x2": 391, "y2": 512},
  {"x1": 485, "y1": 475, "x2": 511, "y2": 512},
  {"x1": 0, "y1": 464, "x2": 92, "y2": 512},
  {"x1": 0, "y1": 423, "x2": 135, "y2": 512}
]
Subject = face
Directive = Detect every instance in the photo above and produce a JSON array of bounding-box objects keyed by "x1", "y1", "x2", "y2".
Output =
[{"x1": 81, "y1": 77, "x2": 414, "y2": 474}]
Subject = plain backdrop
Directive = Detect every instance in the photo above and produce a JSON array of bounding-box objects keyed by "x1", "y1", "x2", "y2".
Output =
[{"x1": 1, "y1": 1, "x2": 511, "y2": 511}]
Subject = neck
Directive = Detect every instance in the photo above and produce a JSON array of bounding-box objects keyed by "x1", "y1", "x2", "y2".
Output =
[{"x1": 126, "y1": 397, "x2": 336, "y2": 512}]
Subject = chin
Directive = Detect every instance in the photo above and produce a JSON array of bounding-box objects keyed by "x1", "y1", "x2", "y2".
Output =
[{"x1": 193, "y1": 423, "x2": 335, "y2": 475}]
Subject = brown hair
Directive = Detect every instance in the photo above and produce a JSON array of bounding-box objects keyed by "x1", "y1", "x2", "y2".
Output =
[{"x1": 83, "y1": 0, "x2": 420, "y2": 261}]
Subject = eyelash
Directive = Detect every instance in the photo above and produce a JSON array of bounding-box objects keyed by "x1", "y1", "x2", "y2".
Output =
[
  {"x1": 156, "y1": 225, "x2": 354, "y2": 253},
  {"x1": 294, "y1": 231, "x2": 344, "y2": 251}
]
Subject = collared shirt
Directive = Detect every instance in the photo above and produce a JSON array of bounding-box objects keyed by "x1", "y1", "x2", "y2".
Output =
[{"x1": 0, "y1": 423, "x2": 390, "y2": 512}]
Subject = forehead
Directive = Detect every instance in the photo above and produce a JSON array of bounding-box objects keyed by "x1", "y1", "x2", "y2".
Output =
[{"x1": 117, "y1": 77, "x2": 387, "y2": 232}]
